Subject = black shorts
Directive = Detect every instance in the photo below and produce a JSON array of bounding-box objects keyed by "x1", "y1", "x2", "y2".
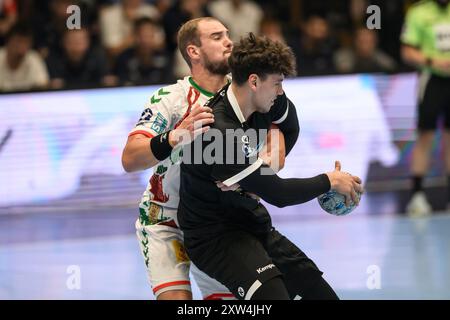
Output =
[
  {"x1": 418, "y1": 73, "x2": 450, "y2": 131},
  {"x1": 185, "y1": 228, "x2": 324, "y2": 300}
]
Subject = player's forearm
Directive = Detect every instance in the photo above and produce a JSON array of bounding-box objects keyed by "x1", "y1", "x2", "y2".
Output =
[
  {"x1": 240, "y1": 169, "x2": 331, "y2": 208},
  {"x1": 275, "y1": 130, "x2": 286, "y2": 170},
  {"x1": 122, "y1": 136, "x2": 160, "y2": 172},
  {"x1": 262, "y1": 127, "x2": 286, "y2": 172}
]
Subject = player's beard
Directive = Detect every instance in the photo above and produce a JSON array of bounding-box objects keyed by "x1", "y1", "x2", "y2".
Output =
[{"x1": 203, "y1": 55, "x2": 230, "y2": 76}]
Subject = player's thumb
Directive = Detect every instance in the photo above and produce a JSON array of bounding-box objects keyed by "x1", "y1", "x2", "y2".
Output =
[{"x1": 335, "y1": 160, "x2": 341, "y2": 171}]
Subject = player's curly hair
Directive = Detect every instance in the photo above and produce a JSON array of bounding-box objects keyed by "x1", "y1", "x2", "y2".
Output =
[{"x1": 229, "y1": 33, "x2": 297, "y2": 85}]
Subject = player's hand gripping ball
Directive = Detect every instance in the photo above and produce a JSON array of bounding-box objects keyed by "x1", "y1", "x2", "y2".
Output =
[{"x1": 317, "y1": 189, "x2": 361, "y2": 216}]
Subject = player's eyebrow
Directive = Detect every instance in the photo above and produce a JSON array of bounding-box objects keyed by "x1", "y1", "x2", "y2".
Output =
[{"x1": 209, "y1": 31, "x2": 228, "y2": 38}]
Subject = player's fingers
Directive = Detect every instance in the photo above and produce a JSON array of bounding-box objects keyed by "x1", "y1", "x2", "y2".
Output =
[
  {"x1": 191, "y1": 102, "x2": 202, "y2": 110},
  {"x1": 217, "y1": 183, "x2": 235, "y2": 192},
  {"x1": 353, "y1": 181, "x2": 364, "y2": 194},
  {"x1": 192, "y1": 118, "x2": 214, "y2": 130},
  {"x1": 191, "y1": 105, "x2": 212, "y2": 116},
  {"x1": 352, "y1": 175, "x2": 362, "y2": 184},
  {"x1": 335, "y1": 160, "x2": 341, "y2": 171},
  {"x1": 345, "y1": 194, "x2": 352, "y2": 207},
  {"x1": 192, "y1": 111, "x2": 214, "y2": 123},
  {"x1": 351, "y1": 190, "x2": 359, "y2": 205},
  {"x1": 228, "y1": 183, "x2": 240, "y2": 191},
  {"x1": 216, "y1": 183, "x2": 229, "y2": 191},
  {"x1": 192, "y1": 126, "x2": 210, "y2": 137}
]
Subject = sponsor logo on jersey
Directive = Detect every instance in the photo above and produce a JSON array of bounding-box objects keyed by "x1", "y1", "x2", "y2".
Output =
[
  {"x1": 150, "y1": 112, "x2": 168, "y2": 135},
  {"x1": 136, "y1": 108, "x2": 153, "y2": 127},
  {"x1": 256, "y1": 263, "x2": 275, "y2": 274},
  {"x1": 241, "y1": 135, "x2": 265, "y2": 158}
]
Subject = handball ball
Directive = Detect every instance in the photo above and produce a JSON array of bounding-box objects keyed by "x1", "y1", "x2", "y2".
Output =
[{"x1": 317, "y1": 190, "x2": 361, "y2": 216}]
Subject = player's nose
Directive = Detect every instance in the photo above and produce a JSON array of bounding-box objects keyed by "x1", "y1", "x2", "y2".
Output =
[
  {"x1": 224, "y1": 37, "x2": 233, "y2": 49},
  {"x1": 277, "y1": 87, "x2": 284, "y2": 95}
]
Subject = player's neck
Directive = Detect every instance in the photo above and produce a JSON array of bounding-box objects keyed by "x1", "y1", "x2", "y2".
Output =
[
  {"x1": 191, "y1": 68, "x2": 228, "y2": 95},
  {"x1": 230, "y1": 83, "x2": 256, "y2": 121}
]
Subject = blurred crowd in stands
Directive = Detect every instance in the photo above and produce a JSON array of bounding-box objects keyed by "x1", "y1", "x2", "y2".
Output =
[{"x1": 0, "y1": 0, "x2": 419, "y2": 92}]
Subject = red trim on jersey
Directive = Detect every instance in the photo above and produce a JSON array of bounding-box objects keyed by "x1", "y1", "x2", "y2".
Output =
[
  {"x1": 153, "y1": 281, "x2": 191, "y2": 294},
  {"x1": 128, "y1": 130, "x2": 154, "y2": 138},
  {"x1": 204, "y1": 293, "x2": 235, "y2": 300},
  {"x1": 174, "y1": 87, "x2": 201, "y2": 129}
]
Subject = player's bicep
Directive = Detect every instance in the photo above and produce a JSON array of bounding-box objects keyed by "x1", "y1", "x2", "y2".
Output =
[
  {"x1": 269, "y1": 93, "x2": 289, "y2": 124},
  {"x1": 272, "y1": 98, "x2": 299, "y2": 155}
]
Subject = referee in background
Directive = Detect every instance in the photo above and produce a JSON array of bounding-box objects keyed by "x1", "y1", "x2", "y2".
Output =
[{"x1": 401, "y1": 0, "x2": 450, "y2": 217}]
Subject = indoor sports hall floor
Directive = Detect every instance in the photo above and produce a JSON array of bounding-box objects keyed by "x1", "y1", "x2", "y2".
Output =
[{"x1": 1, "y1": 190, "x2": 449, "y2": 300}]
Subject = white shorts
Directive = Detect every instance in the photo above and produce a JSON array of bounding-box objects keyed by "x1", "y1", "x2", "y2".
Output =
[{"x1": 135, "y1": 205, "x2": 234, "y2": 300}]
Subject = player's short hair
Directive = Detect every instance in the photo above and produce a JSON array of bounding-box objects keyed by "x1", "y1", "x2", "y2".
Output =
[
  {"x1": 177, "y1": 17, "x2": 220, "y2": 68},
  {"x1": 229, "y1": 33, "x2": 297, "y2": 85}
]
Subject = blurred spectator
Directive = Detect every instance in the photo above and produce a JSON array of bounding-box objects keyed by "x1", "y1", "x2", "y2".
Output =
[
  {"x1": 288, "y1": 15, "x2": 338, "y2": 76},
  {"x1": 259, "y1": 17, "x2": 286, "y2": 44},
  {"x1": 99, "y1": 0, "x2": 160, "y2": 57},
  {"x1": 114, "y1": 17, "x2": 172, "y2": 85},
  {"x1": 46, "y1": 28, "x2": 115, "y2": 89},
  {"x1": 153, "y1": 0, "x2": 173, "y2": 16},
  {"x1": 0, "y1": 0, "x2": 17, "y2": 46},
  {"x1": 334, "y1": 28, "x2": 397, "y2": 73},
  {"x1": 162, "y1": 0, "x2": 210, "y2": 54},
  {"x1": 33, "y1": 0, "x2": 87, "y2": 58},
  {"x1": 0, "y1": 23, "x2": 49, "y2": 92},
  {"x1": 370, "y1": 0, "x2": 408, "y2": 65},
  {"x1": 172, "y1": 49, "x2": 189, "y2": 79},
  {"x1": 208, "y1": 0, "x2": 263, "y2": 41}
]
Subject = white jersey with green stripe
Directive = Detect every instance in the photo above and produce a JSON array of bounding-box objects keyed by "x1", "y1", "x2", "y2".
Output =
[
  {"x1": 128, "y1": 76, "x2": 216, "y2": 225},
  {"x1": 401, "y1": 0, "x2": 450, "y2": 76}
]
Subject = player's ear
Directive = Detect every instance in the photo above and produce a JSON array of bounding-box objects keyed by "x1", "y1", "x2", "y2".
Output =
[
  {"x1": 249, "y1": 74, "x2": 258, "y2": 90},
  {"x1": 186, "y1": 45, "x2": 200, "y2": 62}
]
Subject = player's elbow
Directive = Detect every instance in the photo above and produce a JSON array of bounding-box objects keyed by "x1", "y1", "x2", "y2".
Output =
[
  {"x1": 121, "y1": 155, "x2": 134, "y2": 173},
  {"x1": 265, "y1": 197, "x2": 289, "y2": 208},
  {"x1": 121, "y1": 149, "x2": 138, "y2": 173}
]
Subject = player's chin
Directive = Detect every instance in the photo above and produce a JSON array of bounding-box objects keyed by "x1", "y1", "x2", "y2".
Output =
[
  {"x1": 267, "y1": 101, "x2": 275, "y2": 110},
  {"x1": 262, "y1": 105, "x2": 272, "y2": 113}
]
